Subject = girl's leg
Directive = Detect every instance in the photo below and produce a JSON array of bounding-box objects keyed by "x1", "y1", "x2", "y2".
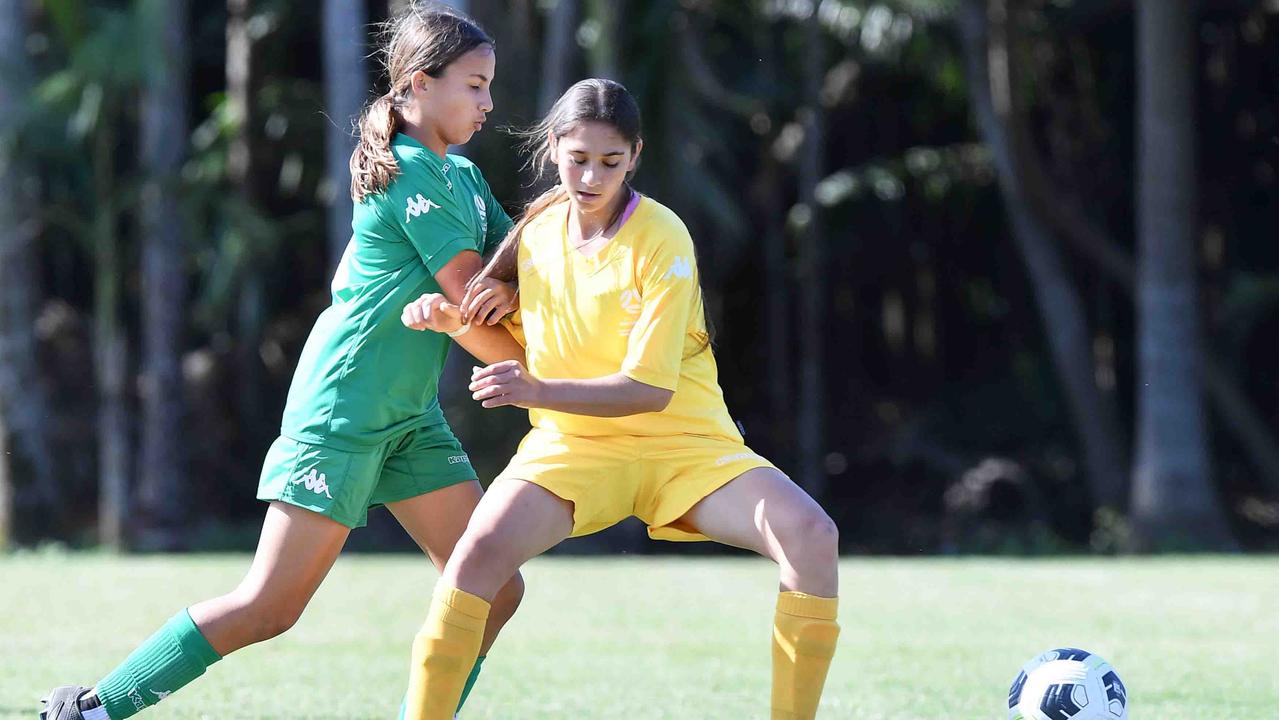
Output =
[
  {"x1": 386, "y1": 480, "x2": 526, "y2": 715},
  {"x1": 677, "y1": 467, "x2": 840, "y2": 720},
  {"x1": 404, "y1": 479, "x2": 573, "y2": 720},
  {"x1": 44, "y1": 503, "x2": 350, "y2": 720},
  {"x1": 189, "y1": 502, "x2": 350, "y2": 653},
  {"x1": 387, "y1": 480, "x2": 525, "y2": 654}
]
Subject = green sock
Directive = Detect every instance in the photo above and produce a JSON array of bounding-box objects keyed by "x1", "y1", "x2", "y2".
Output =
[
  {"x1": 398, "y1": 656, "x2": 486, "y2": 719},
  {"x1": 94, "y1": 609, "x2": 222, "y2": 719}
]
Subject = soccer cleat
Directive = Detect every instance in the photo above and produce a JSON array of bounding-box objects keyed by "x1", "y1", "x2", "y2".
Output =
[{"x1": 39, "y1": 685, "x2": 90, "y2": 720}]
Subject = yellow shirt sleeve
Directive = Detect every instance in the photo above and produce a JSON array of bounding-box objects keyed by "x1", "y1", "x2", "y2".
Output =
[
  {"x1": 499, "y1": 308, "x2": 526, "y2": 349},
  {"x1": 620, "y1": 226, "x2": 701, "y2": 392}
]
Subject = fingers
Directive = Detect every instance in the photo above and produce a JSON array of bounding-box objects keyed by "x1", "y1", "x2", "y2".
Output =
[
  {"x1": 475, "y1": 296, "x2": 505, "y2": 325},
  {"x1": 461, "y1": 287, "x2": 496, "y2": 323},
  {"x1": 472, "y1": 360, "x2": 521, "y2": 381}
]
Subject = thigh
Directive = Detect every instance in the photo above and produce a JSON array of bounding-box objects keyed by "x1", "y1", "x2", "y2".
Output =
[
  {"x1": 442, "y1": 478, "x2": 575, "y2": 599},
  {"x1": 675, "y1": 465, "x2": 825, "y2": 558},
  {"x1": 191, "y1": 501, "x2": 350, "y2": 652},
  {"x1": 385, "y1": 479, "x2": 484, "y2": 571}
]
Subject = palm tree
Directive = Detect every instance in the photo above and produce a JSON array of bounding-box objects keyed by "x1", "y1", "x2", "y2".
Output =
[{"x1": 1131, "y1": 0, "x2": 1233, "y2": 550}]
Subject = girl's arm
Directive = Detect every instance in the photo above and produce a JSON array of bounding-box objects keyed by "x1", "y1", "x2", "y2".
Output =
[
  {"x1": 402, "y1": 293, "x2": 524, "y2": 365},
  {"x1": 468, "y1": 361, "x2": 673, "y2": 416}
]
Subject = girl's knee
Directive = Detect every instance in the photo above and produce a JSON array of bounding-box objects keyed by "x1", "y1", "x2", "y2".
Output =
[
  {"x1": 491, "y1": 572, "x2": 525, "y2": 620},
  {"x1": 776, "y1": 506, "x2": 840, "y2": 560}
]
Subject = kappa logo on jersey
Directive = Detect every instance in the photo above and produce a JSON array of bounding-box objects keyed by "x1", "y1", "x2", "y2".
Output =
[
  {"x1": 440, "y1": 162, "x2": 453, "y2": 190},
  {"x1": 447, "y1": 454, "x2": 470, "y2": 465},
  {"x1": 664, "y1": 256, "x2": 693, "y2": 280},
  {"x1": 405, "y1": 193, "x2": 442, "y2": 223},
  {"x1": 293, "y1": 467, "x2": 334, "y2": 499}
]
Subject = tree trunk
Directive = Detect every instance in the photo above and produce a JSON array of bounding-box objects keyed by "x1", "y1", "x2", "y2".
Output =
[
  {"x1": 585, "y1": 0, "x2": 622, "y2": 80},
  {"x1": 323, "y1": 0, "x2": 368, "y2": 270},
  {"x1": 539, "y1": 0, "x2": 579, "y2": 112},
  {"x1": 0, "y1": 0, "x2": 60, "y2": 544},
  {"x1": 228, "y1": 0, "x2": 268, "y2": 440},
  {"x1": 796, "y1": 7, "x2": 827, "y2": 500},
  {"x1": 959, "y1": 0, "x2": 1128, "y2": 511},
  {"x1": 1132, "y1": 0, "x2": 1234, "y2": 550},
  {"x1": 135, "y1": 0, "x2": 191, "y2": 551},
  {"x1": 94, "y1": 127, "x2": 130, "y2": 551}
]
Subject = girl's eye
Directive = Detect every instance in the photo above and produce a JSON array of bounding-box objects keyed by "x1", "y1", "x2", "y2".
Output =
[
  {"x1": 571, "y1": 157, "x2": 586, "y2": 165},
  {"x1": 604, "y1": 162, "x2": 619, "y2": 169}
]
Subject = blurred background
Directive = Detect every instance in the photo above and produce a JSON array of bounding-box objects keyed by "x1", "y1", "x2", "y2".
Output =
[{"x1": 0, "y1": 0, "x2": 1275, "y2": 555}]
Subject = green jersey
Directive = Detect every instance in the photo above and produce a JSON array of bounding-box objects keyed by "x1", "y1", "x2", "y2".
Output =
[{"x1": 280, "y1": 133, "x2": 513, "y2": 450}]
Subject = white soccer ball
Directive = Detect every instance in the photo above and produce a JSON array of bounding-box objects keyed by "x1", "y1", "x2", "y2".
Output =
[{"x1": 1007, "y1": 647, "x2": 1128, "y2": 720}]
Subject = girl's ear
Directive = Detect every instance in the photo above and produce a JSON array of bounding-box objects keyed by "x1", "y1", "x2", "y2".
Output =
[
  {"x1": 547, "y1": 130, "x2": 559, "y2": 162},
  {"x1": 628, "y1": 139, "x2": 644, "y2": 173},
  {"x1": 410, "y1": 69, "x2": 432, "y2": 95}
]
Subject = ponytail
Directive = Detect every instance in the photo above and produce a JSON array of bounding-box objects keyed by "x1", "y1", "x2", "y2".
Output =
[
  {"x1": 473, "y1": 184, "x2": 570, "y2": 286},
  {"x1": 350, "y1": 93, "x2": 402, "y2": 203}
]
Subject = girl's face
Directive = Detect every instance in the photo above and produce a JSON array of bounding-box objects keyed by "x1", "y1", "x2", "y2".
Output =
[
  {"x1": 551, "y1": 121, "x2": 641, "y2": 215},
  {"x1": 411, "y1": 45, "x2": 495, "y2": 151}
]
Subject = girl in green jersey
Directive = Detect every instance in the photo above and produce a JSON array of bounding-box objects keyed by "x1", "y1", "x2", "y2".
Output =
[{"x1": 41, "y1": 5, "x2": 525, "y2": 720}]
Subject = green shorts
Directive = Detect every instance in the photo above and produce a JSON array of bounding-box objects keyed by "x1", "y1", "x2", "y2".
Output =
[{"x1": 256, "y1": 423, "x2": 478, "y2": 528}]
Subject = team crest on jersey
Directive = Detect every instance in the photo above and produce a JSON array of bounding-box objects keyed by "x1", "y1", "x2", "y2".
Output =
[
  {"x1": 619, "y1": 288, "x2": 642, "y2": 336},
  {"x1": 474, "y1": 194, "x2": 488, "y2": 235},
  {"x1": 405, "y1": 193, "x2": 442, "y2": 223}
]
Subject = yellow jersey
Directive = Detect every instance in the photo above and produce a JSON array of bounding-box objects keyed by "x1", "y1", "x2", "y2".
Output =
[{"x1": 510, "y1": 195, "x2": 742, "y2": 441}]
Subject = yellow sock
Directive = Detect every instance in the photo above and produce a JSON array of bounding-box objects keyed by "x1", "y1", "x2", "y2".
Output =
[
  {"x1": 404, "y1": 585, "x2": 490, "y2": 720},
  {"x1": 771, "y1": 591, "x2": 840, "y2": 720}
]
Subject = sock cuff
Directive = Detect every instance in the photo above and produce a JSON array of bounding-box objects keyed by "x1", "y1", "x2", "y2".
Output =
[
  {"x1": 174, "y1": 609, "x2": 222, "y2": 666},
  {"x1": 777, "y1": 591, "x2": 838, "y2": 620},
  {"x1": 433, "y1": 585, "x2": 491, "y2": 621}
]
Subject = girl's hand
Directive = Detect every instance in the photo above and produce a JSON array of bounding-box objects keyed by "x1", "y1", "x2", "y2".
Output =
[
  {"x1": 460, "y1": 278, "x2": 519, "y2": 326},
  {"x1": 402, "y1": 293, "x2": 464, "y2": 334},
  {"x1": 469, "y1": 360, "x2": 542, "y2": 409}
]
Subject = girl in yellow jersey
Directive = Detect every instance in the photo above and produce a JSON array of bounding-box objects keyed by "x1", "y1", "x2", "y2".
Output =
[{"x1": 399, "y1": 79, "x2": 839, "y2": 720}]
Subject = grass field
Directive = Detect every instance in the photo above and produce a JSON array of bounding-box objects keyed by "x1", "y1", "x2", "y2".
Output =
[{"x1": 1, "y1": 552, "x2": 1275, "y2": 719}]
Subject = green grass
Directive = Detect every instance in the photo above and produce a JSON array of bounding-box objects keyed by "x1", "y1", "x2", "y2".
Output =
[{"x1": 2, "y1": 553, "x2": 1275, "y2": 718}]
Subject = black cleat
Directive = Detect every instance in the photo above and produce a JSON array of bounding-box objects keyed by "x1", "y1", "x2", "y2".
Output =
[{"x1": 39, "y1": 685, "x2": 90, "y2": 720}]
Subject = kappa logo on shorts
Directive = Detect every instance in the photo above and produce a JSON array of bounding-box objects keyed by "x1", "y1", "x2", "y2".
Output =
[
  {"x1": 127, "y1": 689, "x2": 146, "y2": 711},
  {"x1": 447, "y1": 454, "x2": 470, "y2": 465},
  {"x1": 715, "y1": 452, "x2": 757, "y2": 466},
  {"x1": 405, "y1": 193, "x2": 442, "y2": 223},
  {"x1": 293, "y1": 467, "x2": 334, "y2": 499}
]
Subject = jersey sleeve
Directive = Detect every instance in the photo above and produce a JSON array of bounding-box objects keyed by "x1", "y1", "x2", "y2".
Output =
[
  {"x1": 499, "y1": 308, "x2": 526, "y2": 348},
  {"x1": 620, "y1": 224, "x2": 702, "y2": 392},
  {"x1": 387, "y1": 167, "x2": 477, "y2": 276}
]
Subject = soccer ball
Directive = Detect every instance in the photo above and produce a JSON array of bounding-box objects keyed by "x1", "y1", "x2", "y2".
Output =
[{"x1": 1007, "y1": 647, "x2": 1128, "y2": 720}]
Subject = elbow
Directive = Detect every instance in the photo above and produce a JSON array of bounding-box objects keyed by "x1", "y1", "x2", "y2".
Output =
[{"x1": 643, "y1": 389, "x2": 675, "y2": 414}]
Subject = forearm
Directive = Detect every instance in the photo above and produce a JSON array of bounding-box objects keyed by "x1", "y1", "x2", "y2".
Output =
[
  {"x1": 533, "y1": 373, "x2": 672, "y2": 417},
  {"x1": 450, "y1": 323, "x2": 526, "y2": 366}
]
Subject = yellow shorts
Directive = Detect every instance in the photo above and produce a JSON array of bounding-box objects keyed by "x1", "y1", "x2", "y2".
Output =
[{"x1": 495, "y1": 428, "x2": 777, "y2": 541}]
